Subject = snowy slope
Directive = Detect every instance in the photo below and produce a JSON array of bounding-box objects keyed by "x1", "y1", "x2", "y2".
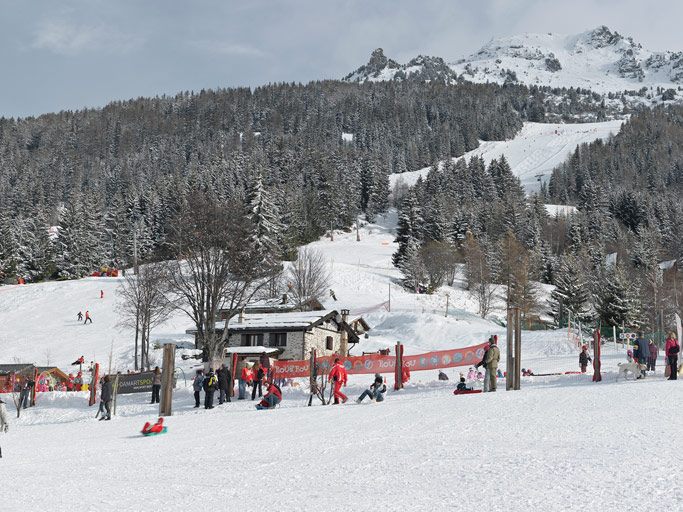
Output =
[
  {"x1": 389, "y1": 120, "x2": 623, "y2": 192},
  {"x1": 3, "y1": 373, "x2": 682, "y2": 511}
]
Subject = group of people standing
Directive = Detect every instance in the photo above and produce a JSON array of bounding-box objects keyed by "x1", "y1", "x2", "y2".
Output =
[{"x1": 624, "y1": 331, "x2": 679, "y2": 380}]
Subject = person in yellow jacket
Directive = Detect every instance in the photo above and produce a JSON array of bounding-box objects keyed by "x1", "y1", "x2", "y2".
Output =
[{"x1": 484, "y1": 336, "x2": 501, "y2": 392}]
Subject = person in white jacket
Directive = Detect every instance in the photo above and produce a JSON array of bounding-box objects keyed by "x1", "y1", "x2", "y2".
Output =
[{"x1": 0, "y1": 398, "x2": 9, "y2": 458}]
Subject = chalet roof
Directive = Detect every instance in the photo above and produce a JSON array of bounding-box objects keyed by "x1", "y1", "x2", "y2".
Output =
[{"x1": 226, "y1": 310, "x2": 338, "y2": 332}]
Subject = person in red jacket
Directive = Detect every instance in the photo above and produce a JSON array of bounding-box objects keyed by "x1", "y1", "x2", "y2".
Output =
[
  {"x1": 328, "y1": 358, "x2": 348, "y2": 404},
  {"x1": 401, "y1": 365, "x2": 411, "y2": 384},
  {"x1": 665, "y1": 332, "x2": 680, "y2": 380},
  {"x1": 141, "y1": 417, "x2": 164, "y2": 435},
  {"x1": 256, "y1": 381, "x2": 282, "y2": 410}
]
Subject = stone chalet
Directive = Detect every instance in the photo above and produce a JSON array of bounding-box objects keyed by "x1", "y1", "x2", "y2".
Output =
[{"x1": 187, "y1": 309, "x2": 362, "y2": 360}]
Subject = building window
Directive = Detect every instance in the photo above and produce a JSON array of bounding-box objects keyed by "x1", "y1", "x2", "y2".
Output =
[
  {"x1": 241, "y1": 334, "x2": 264, "y2": 346},
  {"x1": 269, "y1": 333, "x2": 287, "y2": 347},
  {"x1": 326, "y1": 336, "x2": 334, "y2": 351}
]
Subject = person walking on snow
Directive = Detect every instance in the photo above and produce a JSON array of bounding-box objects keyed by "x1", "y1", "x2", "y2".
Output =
[
  {"x1": 0, "y1": 398, "x2": 9, "y2": 458},
  {"x1": 150, "y1": 367, "x2": 161, "y2": 404},
  {"x1": 99, "y1": 375, "x2": 113, "y2": 420},
  {"x1": 100, "y1": 290, "x2": 104, "y2": 299},
  {"x1": 579, "y1": 345, "x2": 592, "y2": 373},
  {"x1": 84, "y1": 310, "x2": 92, "y2": 324},
  {"x1": 648, "y1": 339, "x2": 658, "y2": 372},
  {"x1": 77, "y1": 311, "x2": 83, "y2": 322},
  {"x1": 484, "y1": 336, "x2": 500, "y2": 392},
  {"x1": 192, "y1": 369, "x2": 204, "y2": 408},
  {"x1": 217, "y1": 364, "x2": 231, "y2": 404},
  {"x1": 356, "y1": 373, "x2": 386, "y2": 403},
  {"x1": 328, "y1": 358, "x2": 348, "y2": 404},
  {"x1": 665, "y1": 332, "x2": 680, "y2": 380}
]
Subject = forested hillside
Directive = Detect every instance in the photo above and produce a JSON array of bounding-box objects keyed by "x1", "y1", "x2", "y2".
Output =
[
  {"x1": 393, "y1": 106, "x2": 683, "y2": 334},
  {"x1": 0, "y1": 80, "x2": 533, "y2": 281}
]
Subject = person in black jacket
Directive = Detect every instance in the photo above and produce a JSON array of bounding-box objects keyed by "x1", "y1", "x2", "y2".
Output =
[
  {"x1": 99, "y1": 375, "x2": 113, "y2": 421},
  {"x1": 456, "y1": 377, "x2": 471, "y2": 391},
  {"x1": 217, "y1": 364, "x2": 231, "y2": 404},
  {"x1": 203, "y1": 369, "x2": 217, "y2": 409},
  {"x1": 356, "y1": 374, "x2": 387, "y2": 403}
]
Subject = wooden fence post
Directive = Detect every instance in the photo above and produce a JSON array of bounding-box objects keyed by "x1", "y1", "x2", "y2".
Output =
[
  {"x1": 159, "y1": 343, "x2": 176, "y2": 417},
  {"x1": 516, "y1": 310, "x2": 520, "y2": 389},
  {"x1": 88, "y1": 363, "x2": 99, "y2": 406},
  {"x1": 506, "y1": 309, "x2": 514, "y2": 391},
  {"x1": 394, "y1": 342, "x2": 403, "y2": 391},
  {"x1": 592, "y1": 330, "x2": 602, "y2": 382},
  {"x1": 112, "y1": 373, "x2": 120, "y2": 416}
]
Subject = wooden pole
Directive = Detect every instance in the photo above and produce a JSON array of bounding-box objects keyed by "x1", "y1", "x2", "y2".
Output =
[
  {"x1": 394, "y1": 342, "x2": 403, "y2": 391},
  {"x1": 159, "y1": 344, "x2": 176, "y2": 417},
  {"x1": 506, "y1": 308, "x2": 513, "y2": 391},
  {"x1": 308, "y1": 349, "x2": 316, "y2": 407},
  {"x1": 112, "y1": 373, "x2": 120, "y2": 416},
  {"x1": 514, "y1": 307, "x2": 522, "y2": 390},
  {"x1": 88, "y1": 363, "x2": 99, "y2": 406},
  {"x1": 445, "y1": 294, "x2": 449, "y2": 318}
]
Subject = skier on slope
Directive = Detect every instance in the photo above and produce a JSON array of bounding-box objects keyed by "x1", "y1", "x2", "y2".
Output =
[
  {"x1": 579, "y1": 345, "x2": 592, "y2": 373},
  {"x1": 0, "y1": 398, "x2": 8, "y2": 458},
  {"x1": 77, "y1": 311, "x2": 83, "y2": 322},
  {"x1": 84, "y1": 310, "x2": 92, "y2": 324},
  {"x1": 328, "y1": 358, "x2": 348, "y2": 404}
]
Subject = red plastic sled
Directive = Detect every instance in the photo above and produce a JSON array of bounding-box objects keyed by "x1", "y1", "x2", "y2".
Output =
[{"x1": 453, "y1": 389, "x2": 482, "y2": 395}]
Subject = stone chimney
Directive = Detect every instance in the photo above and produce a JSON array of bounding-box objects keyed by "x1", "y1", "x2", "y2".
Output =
[
  {"x1": 281, "y1": 293, "x2": 288, "y2": 305},
  {"x1": 238, "y1": 309, "x2": 244, "y2": 324},
  {"x1": 340, "y1": 309, "x2": 349, "y2": 356}
]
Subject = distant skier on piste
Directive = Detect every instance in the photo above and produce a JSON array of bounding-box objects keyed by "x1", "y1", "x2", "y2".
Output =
[
  {"x1": 77, "y1": 311, "x2": 83, "y2": 322},
  {"x1": 84, "y1": 310, "x2": 92, "y2": 324},
  {"x1": 328, "y1": 358, "x2": 348, "y2": 404}
]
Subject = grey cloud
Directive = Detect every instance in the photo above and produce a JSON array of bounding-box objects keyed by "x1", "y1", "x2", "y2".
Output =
[{"x1": 1, "y1": 0, "x2": 682, "y2": 118}]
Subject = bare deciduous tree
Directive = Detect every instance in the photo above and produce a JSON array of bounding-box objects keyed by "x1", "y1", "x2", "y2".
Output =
[
  {"x1": 118, "y1": 262, "x2": 172, "y2": 370},
  {"x1": 164, "y1": 194, "x2": 276, "y2": 363},
  {"x1": 287, "y1": 247, "x2": 331, "y2": 309}
]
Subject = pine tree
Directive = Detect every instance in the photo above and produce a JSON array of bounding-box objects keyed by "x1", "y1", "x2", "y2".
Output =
[
  {"x1": 550, "y1": 254, "x2": 593, "y2": 325},
  {"x1": 392, "y1": 191, "x2": 423, "y2": 268},
  {"x1": 245, "y1": 172, "x2": 284, "y2": 272},
  {"x1": 597, "y1": 265, "x2": 643, "y2": 328}
]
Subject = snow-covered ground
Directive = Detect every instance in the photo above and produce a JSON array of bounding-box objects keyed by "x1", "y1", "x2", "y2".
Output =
[
  {"x1": 3, "y1": 366, "x2": 681, "y2": 511},
  {"x1": 2, "y1": 210, "x2": 681, "y2": 510},
  {"x1": 389, "y1": 120, "x2": 623, "y2": 192}
]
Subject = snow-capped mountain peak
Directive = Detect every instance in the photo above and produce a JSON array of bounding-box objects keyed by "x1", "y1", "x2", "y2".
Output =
[{"x1": 344, "y1": 26, "x2": 683, "y2": 95}]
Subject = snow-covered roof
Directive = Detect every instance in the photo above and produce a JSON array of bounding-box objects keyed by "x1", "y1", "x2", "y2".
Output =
[{"x1": 226, "y1": 310, "x2": 337, "y2": 331}]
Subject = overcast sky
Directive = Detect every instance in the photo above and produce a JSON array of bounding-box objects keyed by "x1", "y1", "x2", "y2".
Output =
[{"x1": 1, "y1": 0, "x2": 682, "y2": 118}]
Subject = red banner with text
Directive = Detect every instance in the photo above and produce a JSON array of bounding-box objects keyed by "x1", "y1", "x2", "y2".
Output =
[{"x1": 271, "y1": 342, "x2": 488, "y2": 379}]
